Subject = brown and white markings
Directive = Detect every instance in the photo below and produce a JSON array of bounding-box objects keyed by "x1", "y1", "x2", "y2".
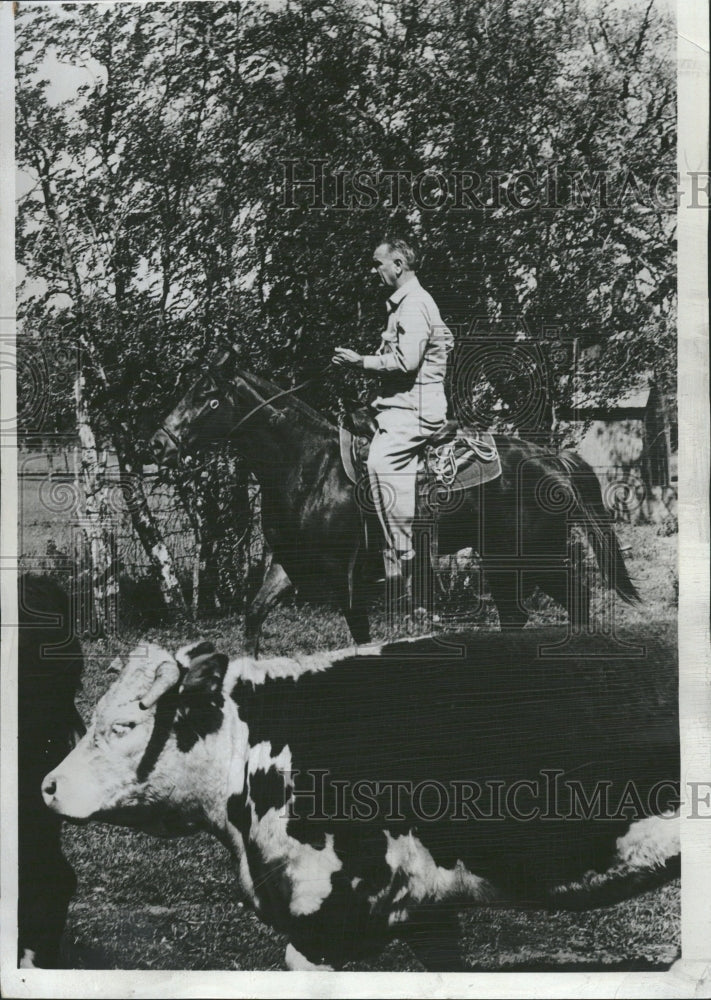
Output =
[{"x1": 42, "y1": 632, "x2": 680, "y2": 971}]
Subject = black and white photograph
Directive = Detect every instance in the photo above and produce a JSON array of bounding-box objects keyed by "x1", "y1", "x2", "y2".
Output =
[{"x1": 1, "y1": 0, "x2": 708, "y2": 995}]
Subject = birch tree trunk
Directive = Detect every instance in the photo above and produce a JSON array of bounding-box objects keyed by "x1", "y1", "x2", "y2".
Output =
[
  {"x1": 74, "y1": 372, "x2": 118, "y2": 635},
  {"x1": 117, "y1": 447, "x2": 188, "y2": 616},
  {"x1": 171, "y1": 473, "x2": 221, "y2": 618},
  {"x1": 16, "y1": 85, "x2": 187, "y2": 626}
]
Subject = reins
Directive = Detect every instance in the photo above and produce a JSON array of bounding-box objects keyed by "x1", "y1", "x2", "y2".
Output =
[
  {"x1": 225, "y1": 364, "x2": 334, "y2": 437},
  {"x1": 158, "y1": 361, "x2": 334, "y2": 467},
  {"x1": 157, "y1": 419, "x2": 188, "y2": 466}
]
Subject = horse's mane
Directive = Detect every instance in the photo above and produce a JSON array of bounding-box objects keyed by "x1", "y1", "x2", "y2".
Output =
[{"x1": 238, "y1": 367, "x2": 336, "y2": 433}]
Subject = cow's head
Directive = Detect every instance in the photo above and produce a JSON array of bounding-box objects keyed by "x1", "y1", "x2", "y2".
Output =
[{"x1": 42, "y1": 642, "x2": 234, "y2": 834}]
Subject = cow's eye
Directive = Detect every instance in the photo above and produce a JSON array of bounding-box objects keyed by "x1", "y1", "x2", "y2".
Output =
[
  {"x1": 111, "y1": 721, "x2": 137, "y2": 736},
  {"x1": 209, "y1": 398, "x2": 220, "y2": 410}
]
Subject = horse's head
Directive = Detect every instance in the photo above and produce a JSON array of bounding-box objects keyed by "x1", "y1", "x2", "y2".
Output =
[
  {"x1": 150, "y1": 364, "x2": 242, "y2": 468},
  {"x1": 150, "y1": 358, "x2": 331, "y2": 469}
]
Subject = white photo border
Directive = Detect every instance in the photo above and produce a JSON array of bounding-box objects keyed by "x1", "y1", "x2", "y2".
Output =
[{"x1": 1, "y1": 0, "x2": 708, "y2": 996}]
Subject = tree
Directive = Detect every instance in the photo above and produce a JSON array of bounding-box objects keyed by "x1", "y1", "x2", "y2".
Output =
[{"x1": 16, "y1": 0, "x2": 675, "y2": 622}]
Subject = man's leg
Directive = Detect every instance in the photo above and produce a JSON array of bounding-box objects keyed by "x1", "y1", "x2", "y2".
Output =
[
  {"x1": 367, "y1": 410, "x2": 428, "y2": 628},
  {"x1": 366, "y1": 409, "x2": 421, "y2": 570}
]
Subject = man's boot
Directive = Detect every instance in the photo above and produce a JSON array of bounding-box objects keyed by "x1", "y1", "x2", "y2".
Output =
[
  {"x1": 408, "y1": 551, "x2": 442, "y2": 632},
  {"x1": 400, "y1": 554, "x2": 415, "y2": 619},
  {"x1": 385, "y1": 554, "x2": 414, "y2": 632}
]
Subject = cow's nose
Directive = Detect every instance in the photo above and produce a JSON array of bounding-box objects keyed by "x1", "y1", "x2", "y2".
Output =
[{"x1": 42, "y1": 774, "x2": 57, "y2": 805}]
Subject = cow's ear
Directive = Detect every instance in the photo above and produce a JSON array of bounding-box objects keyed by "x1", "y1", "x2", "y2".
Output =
[
  {"x1": 176, "y1": 640, "x2": 217, "y2": 670},
  {"x1": 179, "y1": 652, "x2": 229, "y2": 697}
]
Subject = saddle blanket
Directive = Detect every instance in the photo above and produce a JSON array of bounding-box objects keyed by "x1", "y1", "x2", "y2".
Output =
[{"x1": 339, "y1": 424, "x2": 502, "y2": 496}]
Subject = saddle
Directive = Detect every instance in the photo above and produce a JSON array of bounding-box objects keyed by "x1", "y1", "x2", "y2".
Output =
[{"x1": 339, "y1": 405, "x2": 502, "y2": 496}]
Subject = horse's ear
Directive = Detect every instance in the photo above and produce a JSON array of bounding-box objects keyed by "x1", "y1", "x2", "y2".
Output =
[{"x1": 215, "y1": 335, "x2": 240, "y2": 369}]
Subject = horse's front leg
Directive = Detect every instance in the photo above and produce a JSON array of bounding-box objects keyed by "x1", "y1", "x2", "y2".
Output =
[
  {"x1": 340, "y1": 584, "x2": 371, "y2": 646},
  {"x1": 336, "y1": 545, "x2": 371, "y2": 646},
  {"x1": 400, "y1": 904, "x2": 466, "y2": 971},
  {"x1": 244, "y1": 561, "x2": 294, "y2": 657}
]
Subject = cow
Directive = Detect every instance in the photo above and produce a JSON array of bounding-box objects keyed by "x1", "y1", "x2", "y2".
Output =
[
  {"x1": 17, "y1": 573, "x2": 85, "y2": 968},
  {"x1": 41, "y1": 630, "x2": 680, "y2": 971}
]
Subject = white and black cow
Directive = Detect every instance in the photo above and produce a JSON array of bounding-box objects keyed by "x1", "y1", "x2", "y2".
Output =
[
  {"x1": 18, "y1": 573, "x2": 85, "y2": 968},
  {"x1": 42, "y1": 630, "x2": 680, "y2": 970}
]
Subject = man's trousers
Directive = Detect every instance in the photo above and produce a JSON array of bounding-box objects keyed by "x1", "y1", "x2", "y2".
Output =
[{"x1": 366, "y1": 403, "x2": 445, "y2": 579}]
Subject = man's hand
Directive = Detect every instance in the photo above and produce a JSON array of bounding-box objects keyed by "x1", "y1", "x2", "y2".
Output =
[{"x1": 331, "y1": 347, "x2": 364, "y2": 369}]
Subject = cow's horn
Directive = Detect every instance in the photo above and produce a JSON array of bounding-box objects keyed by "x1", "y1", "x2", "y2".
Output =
[
  {"x1": 139, "y1": 659, "x2": 181, "y2": 710},
  {"x1": 107, "y1": 656, "x2": 123, "y2": 675}
]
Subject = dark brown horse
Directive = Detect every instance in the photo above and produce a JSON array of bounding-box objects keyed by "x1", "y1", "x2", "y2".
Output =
[{"x1": 149, "y1": 361, "x2": 639, "y2": 654}]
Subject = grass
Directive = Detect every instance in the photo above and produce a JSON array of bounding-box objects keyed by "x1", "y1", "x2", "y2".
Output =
[{"x1": 55, "y1": 524, "x2": 678, "y2": 971}]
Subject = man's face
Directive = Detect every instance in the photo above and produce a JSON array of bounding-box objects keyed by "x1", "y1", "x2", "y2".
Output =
[{"x1": 371, "y1": 244, "x2": 400, "y2": 288}]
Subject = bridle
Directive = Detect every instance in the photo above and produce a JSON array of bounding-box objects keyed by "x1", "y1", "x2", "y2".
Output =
[
  {"x1": 225, "y1": 364, "x2": 333, "y2": 436},
  {"x1": 156, "y1": 419, "x2": 187, "y2": 466},
  {"x1": 158, "y1": 362, "x2": 333, "y2": 462}
]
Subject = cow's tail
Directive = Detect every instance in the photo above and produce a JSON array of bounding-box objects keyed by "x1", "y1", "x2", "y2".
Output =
[
  {"x1": 545, "y1": 853, "x2": 680, "y2": 912},
  {"x1": 556, "y1": 450, "x2": 641, "y2": 606}
]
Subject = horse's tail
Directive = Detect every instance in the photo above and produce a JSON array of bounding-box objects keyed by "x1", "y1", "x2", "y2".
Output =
[{"x1": 556, "y1": 450, "x2": 641, "y2": 606}]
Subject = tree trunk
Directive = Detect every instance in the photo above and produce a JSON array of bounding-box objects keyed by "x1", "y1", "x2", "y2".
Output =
[
  {"x1": 116, "y1": 446, "x2": 188, "y2": 616},
  {"x1": 246, "y1": 475, "x2": 268, "y2": 599},
  {"x1": 230, "y1": 457, "x2": 253, "y2": 608},
  {"x1": 74, "y1": 373, "x2": 118, "y2": 637},
  {"x1": 209, "y1": 453, "x2": 252, "y2": 611},
  {"x1": 171, "y1": 473, "x2": 211, "y2": 618},
  {"x1": 192, "y1": 522, "x2": 202, "y2": 619},
  {"x1": 196, "y1": 523, "x2": 221, "y2": 615}
]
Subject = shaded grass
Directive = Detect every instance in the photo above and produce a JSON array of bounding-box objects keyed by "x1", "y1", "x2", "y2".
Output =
[
  {"x1": 57, "y1": 524, "x2": 678, "y2": 971},
  {"x1": 60, "y1": 821, "x2": 680, "y2": 971},
  {"x1": 60, "y1": 820, "x2": 680, "y2": 972}
]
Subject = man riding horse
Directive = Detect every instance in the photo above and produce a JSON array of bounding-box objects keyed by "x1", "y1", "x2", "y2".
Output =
[
  {"x1": 332, "y1": 238, "x2": 453, "y2": 617},
  {"x1": 151, "y1": 238, "x2": 639, "y2": 652}
]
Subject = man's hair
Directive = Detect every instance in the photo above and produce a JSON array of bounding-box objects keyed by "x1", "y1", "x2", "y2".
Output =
[{"x1": 381, "y1": 237, "x2": 418, "y2": 270}]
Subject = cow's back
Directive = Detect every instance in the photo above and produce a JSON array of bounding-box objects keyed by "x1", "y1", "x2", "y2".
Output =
[{"x1": 231, "y1": 627, "x2": 678, "y2": 899}]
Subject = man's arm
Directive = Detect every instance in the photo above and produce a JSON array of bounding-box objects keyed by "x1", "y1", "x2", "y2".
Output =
[{"x1": 362, "y1": 300, "x2": 430, "y2": 374}]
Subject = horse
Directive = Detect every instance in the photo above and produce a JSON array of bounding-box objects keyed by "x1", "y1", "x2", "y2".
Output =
[{"x1": 149, "y1": 359, "x2": 639, "y2": 655}]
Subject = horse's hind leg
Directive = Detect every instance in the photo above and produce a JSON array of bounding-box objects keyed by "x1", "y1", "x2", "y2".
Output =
[
  {"x1": 245, "y1": 561, "x2": 294, "y2": 657},
  {"x1": 535, "y1": 540, "x2": 590, "y2": 629},
  {"x1": 485, "y1": 569, "x2": 529, "y2": 629}
]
